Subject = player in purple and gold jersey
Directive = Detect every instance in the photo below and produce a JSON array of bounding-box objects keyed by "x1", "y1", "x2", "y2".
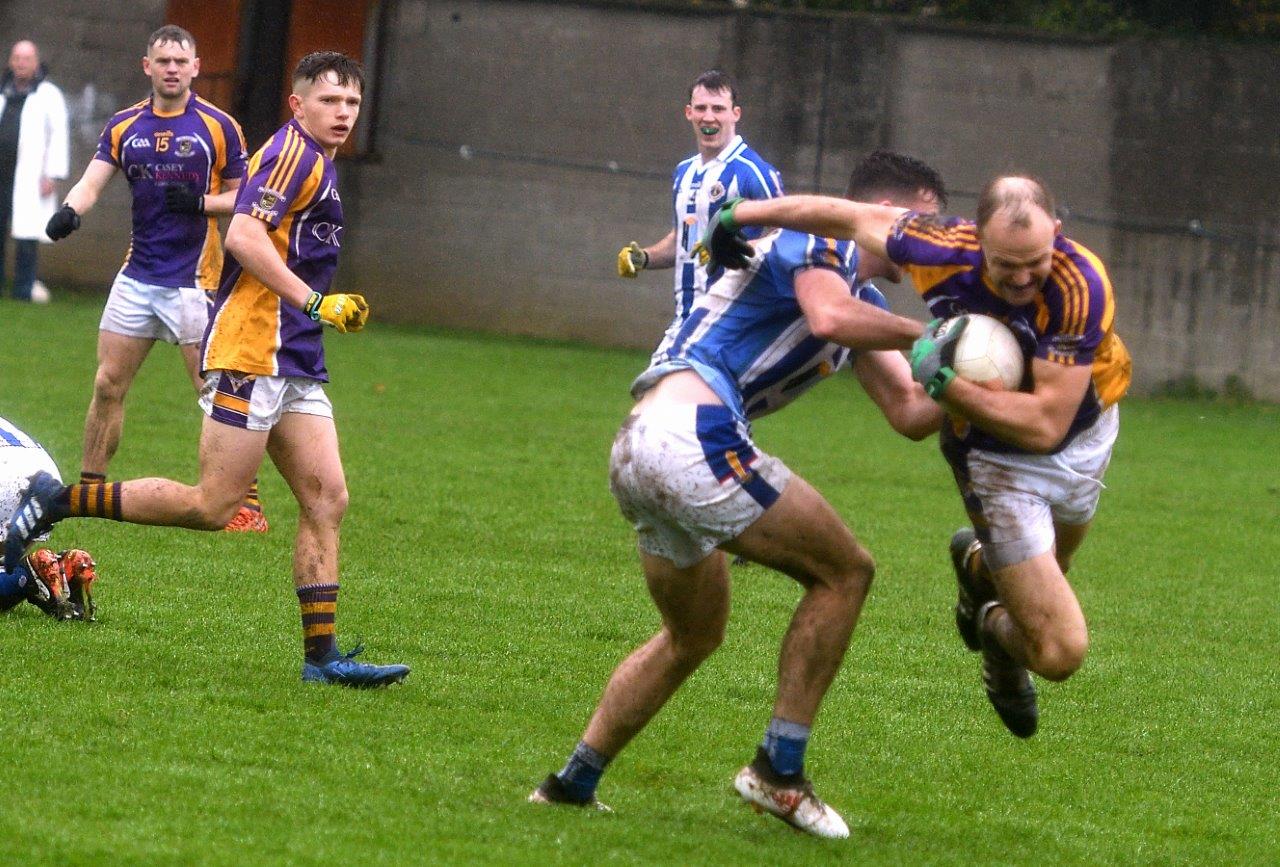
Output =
[
  {"x1": 704, "y1": 176, "x2": 1131, "y2": 738},
  {"x1": 9, "y1": 52, "x2": 407, "y2": 689},
  {"x1": 46, "y1": 25, "x2": 267, "y2": 533}
]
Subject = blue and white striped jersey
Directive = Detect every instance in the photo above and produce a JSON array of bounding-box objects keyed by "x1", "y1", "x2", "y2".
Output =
[
  {"x1": 633, "y1": 229, "x2": 887, "y2": 422},
  {"x1": 652, "y1": 135, "x2": 783, "y2": 364},
  {"x1": 0, "y1": 416, "x2": 41, "y2": 450}
]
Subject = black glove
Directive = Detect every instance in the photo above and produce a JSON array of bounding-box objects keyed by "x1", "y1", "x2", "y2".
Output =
[
  {"x1": 164, "y1": 184, "x2": 205, "y2": 215},
  {"x1": 698, "y1": 198, "x2": 753, "y2": 270},
  {"x1": 45, "y1": 204, "x2": 81, "y2": 241}
]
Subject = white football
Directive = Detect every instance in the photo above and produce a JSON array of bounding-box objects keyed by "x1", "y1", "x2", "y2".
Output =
[{"x1": 936, "y1": 314, "x2": 1024, "y2": 389}]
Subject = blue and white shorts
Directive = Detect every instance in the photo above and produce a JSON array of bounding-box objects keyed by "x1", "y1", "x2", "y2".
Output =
[
  {"x1": 199, "y1": 371, "x2": 333, "y2": 432},
  {"x1": 99, "y1": 271, "x2": 210, "y2": 346},
  {"x1": 609, "y1": 404, "x2": 792, "y2": 568}
]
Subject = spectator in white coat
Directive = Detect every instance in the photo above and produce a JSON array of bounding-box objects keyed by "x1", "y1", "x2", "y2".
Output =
[{"x1": 0, "y1": 40, "x2": 69, "y2": 302}]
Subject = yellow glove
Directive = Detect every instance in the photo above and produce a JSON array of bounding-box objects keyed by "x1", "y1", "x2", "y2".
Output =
[
  {"x1": 617, "y1": 241, "x2": 648, "y2": 278},
  {"x1": 304, "y1": 291, "x2": 370, "y2": 333}
]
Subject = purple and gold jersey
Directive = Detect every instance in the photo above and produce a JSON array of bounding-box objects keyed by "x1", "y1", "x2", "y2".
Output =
[
  {"x1": 203, "y1": 120, "x2": 343, "y2": 381},
  {"x1": 94, "y1": 94, "x2": 247, "y2": 290},
  {"x1": 886, "y1": 213, "x2": 1132, "y2": 453}
]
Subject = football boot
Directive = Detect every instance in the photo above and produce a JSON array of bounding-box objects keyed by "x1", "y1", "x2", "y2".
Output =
[
  {"x1": 59, "y1": 549, "x2": 99, "y2": 621},
  {"x1": 950, "y1": 527, "x2": 994, "y2": 652},
  {"x1": 734, "y1": 747, "x2": 849, "y2": 839},
  {"x1": 527, "y1": 774, "x2": 612, "y2": 812},
  {"x1": 978, "y1": 602, "x2": 1039, "y2": 738},
  {"x1": 301, "y1": 643, "x2": 409, "y2": 688},
  {"x1": 23, "y1": 548, "x2": 73, "y2": 620},
  {"x1": 3, "y1": 471, "x2": 63, "y2": 571},
  {"x1": 223, "y1": 506, "x2": 269, "y2": 533}
]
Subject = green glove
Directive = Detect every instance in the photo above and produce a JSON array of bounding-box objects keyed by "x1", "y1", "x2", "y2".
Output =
[
  {"x1": 696, "y1": 198, "x2": 752, "y2": 270},
  {"x1": 910, "y1": 316, "x2": 968, "y2": 399}
]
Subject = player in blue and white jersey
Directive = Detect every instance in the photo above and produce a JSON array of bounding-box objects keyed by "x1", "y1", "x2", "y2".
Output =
[
  {"x1": 534, "y1": 153, "x2": 948, "y2": 837},
  {"x1": 0, "y1": 416, "x2": 97, "y2": 619},
  {"x1": 615, "y1": 70, "x2": 783, "y2": 361}
]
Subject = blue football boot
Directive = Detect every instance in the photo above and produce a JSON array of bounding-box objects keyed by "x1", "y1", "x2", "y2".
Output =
[
  {"x1": 3, "y1": 472, "x2": 64, "y2": 571},
  {"x1": 301, "y1": 643, "x2": 410, "y2": 688}
]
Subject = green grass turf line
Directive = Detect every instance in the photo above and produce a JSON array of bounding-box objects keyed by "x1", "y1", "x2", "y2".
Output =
[{"x1": 0, "y1": 294, "x2": 1276, "y2": 864}]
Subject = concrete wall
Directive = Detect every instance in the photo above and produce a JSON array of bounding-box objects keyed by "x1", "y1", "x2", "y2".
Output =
[{"x1": 6, "y1": 0, "x2": 1279, "y2": 397}]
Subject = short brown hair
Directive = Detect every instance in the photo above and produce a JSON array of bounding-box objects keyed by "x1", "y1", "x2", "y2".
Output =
[
  {"x1": 689, "y1": 69, "x2": 737, "y2": 105},
  {"x1": 293, "y1": 51, "x2": 365, "y2": 93},
  {"x1": 147, "y1": 25, "x2": 196, "y2": 53}
]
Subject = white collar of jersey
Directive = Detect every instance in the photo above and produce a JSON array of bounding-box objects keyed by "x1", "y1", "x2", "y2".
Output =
[{"x1": 697, "y1": 135, "x2": 745, "y2": 168}]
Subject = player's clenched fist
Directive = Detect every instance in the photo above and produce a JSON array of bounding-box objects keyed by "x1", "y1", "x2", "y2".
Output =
[
  {"x1": 304, "y1": 291, "x2": 370, "y2": 333},
  {"x1": 45, "y1": 204, "x2": 81, "y2": 241},
  {"x1": 617, "y1": 241, "x2": 648, "y2": 278}
]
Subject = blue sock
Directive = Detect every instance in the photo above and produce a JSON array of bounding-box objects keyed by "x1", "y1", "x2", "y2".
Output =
[
  {"x1": 556, "y1": 740, "x2": 611, "y2": 802},
  {"x1": 0, "y1": 565, "x2": 30, "y2": 612},
  {"x1": 762, "y1": 717, "x2": 810, "y2": 777}
]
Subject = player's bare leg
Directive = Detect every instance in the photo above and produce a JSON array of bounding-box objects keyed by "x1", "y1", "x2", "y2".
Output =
[
  {"x1": 581, "y1": 550, "x2": 731, "y2": 756},
  {"x1": 531, "y1": 549, "x2": 729, "y2": 810},
  {"x1": 81, "y1": 331, "x2": 154, "y2": 478},
  {"x1": 719, "y1": 474, "x2": 868, "y2": 839},
  {"x1": 114, "y1": 416, "x2": 266, "y2": 528},
  {"x1": 983, "y1": 547, "x2": 1089, "y2": 683},
  {"x1": 266, "y1": 411, "x2": 407, "y2": 688},
  {"x1": 724, "y1": 475, "x2": 875, "y2": 726},
  {"x1": 266, "y1": 412, "x2": 347, "y2": 592},
  {"x1": 178, "y1": 344, "x2": 269, "y2": 534}
]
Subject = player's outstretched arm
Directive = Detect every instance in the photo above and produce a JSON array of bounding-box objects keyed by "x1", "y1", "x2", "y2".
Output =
[
  {"x1": 730, "y1": 196, "x2": 904, "y2": 260},
  {"x1": 853, "y1": 350, "x2": 943, "y2": 441},
  {"x1": 795, "y1": 268, "x2": 924, "y2": 352},
  {"x1": 48, "y1": 160, "x2": 117, "y2": 239},
  {"x1": 225, "y1": 214, "x2": 368, "y2": 333}
]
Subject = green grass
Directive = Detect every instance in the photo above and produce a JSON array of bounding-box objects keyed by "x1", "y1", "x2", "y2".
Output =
[{"x1": 1, "y1": 293, "x2": 1277, "y2": 864}]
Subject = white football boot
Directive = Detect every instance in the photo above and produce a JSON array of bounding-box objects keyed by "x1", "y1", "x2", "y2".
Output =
[{"x1": 734, "y1": 750, "x2": 849, "y2": 839}]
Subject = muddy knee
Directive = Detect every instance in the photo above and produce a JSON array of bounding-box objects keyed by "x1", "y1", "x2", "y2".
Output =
[{"x1": 1031, "y1": 631, "x2": 1088, "y2": 681}]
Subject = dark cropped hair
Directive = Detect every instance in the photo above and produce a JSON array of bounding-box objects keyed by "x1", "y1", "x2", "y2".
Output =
[
  {"x1": 845, "y1": 149, "x2": 948, "y2": 209},
  {"x1": 293, "y1": 51, "x2": 365, "y2": 93},
  {"x1": 147, "y1": 25, "x2": 196, "y2": 53},
  {"x1": 689, "y1": 69, "x2": 737, "y2": 105},
  {"x1": 976, "y1": 175, "x2": 1056, "y2": 229}
]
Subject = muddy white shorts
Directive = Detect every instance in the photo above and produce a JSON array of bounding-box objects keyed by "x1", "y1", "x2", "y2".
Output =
[
  {"x1": 99, "y1": 271, "x2": 210, "y2": 345},
  {"x1": 199, "y1": 371, "x2": 333, "y2": 432},
  {"x1": 954, "y1": 405, "x2": 1119, "y2": 571},
  {"x1": 0, "y1": 444, "x2": 62, "y2": 547},
  {"x1": 608, "y1": 404, "x2": 792, "y2": 568}
]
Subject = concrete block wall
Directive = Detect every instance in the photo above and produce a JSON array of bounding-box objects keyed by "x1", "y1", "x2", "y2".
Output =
[{"x1": 5, "y1": 0, "x2": 1278, "y2": 397}]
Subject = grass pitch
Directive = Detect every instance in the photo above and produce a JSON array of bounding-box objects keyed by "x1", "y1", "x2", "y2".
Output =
[{"x1": 0, "y1": 294, "x2": 1276, "y2": 864}]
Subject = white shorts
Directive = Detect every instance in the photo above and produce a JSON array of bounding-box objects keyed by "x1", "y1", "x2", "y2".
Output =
[
  {"x1": 199, "y1": 371, "x2": 333, "y2": 432},
  {"x1": 99, "y1": 271, "x2": 210, "y2": 345},
  {"x1": 609, "y1": 404, "x2": 792, "y2": 568},
  {"x1": 956, "y1": 405, "x2": 1119, "y2": 571},
  {"x1": 0, "y1": 445, "x2": 62, "y2": 547}
]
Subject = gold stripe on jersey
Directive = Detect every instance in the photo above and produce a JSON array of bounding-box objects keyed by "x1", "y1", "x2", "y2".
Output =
[
  {"x1": 902, "y1": 222, "x2": 981, "y2": 251},
  {"x1": 267, "y1": 128, "x2": 304, "y2": 194},
  {"x1": 203, "y1": 158, "x2": 325, "y2": 376},
  {"x1": 107, "y1": 112, "x2": 144, "y2": 165},
  {"x1": 1093, "y1": 332, "x2": 1132, "y2": 407},
  {"x1": 196, "y1": 220, "x2": 224, "y2": 291},
  {"x1": 906, "y1": 263, "x2": 974, "y2": 295},
  {"x1": 195, "y1": 109, "x2": 229, "y2": 192}
]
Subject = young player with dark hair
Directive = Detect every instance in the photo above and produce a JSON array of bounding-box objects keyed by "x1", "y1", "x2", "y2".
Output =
[{"x1": 9, "y1": 52, "x2": 407, "y2": 688}]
